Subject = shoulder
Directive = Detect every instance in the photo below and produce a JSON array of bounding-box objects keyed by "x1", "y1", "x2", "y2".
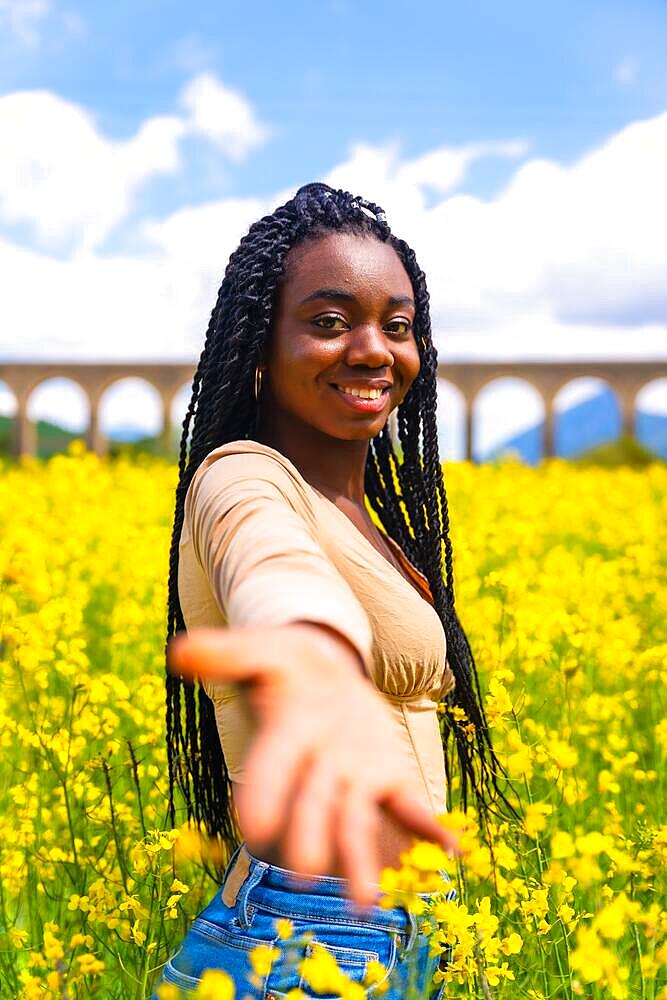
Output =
[{"x1": 186, "y1": 439, "x2": 316, "y2": 516}]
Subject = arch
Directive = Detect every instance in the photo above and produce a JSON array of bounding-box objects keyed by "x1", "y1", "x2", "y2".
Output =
[
  {"x1": 472, "y1": 377, "x2": 545, "y2": 465},
  {"x1": 26, "y1": 377, "x2": 90, "y2": 459},
  {"x1": 98, "y1": 377, "x2": 163, "y2": 453},
  {"x1": 635, "y1": 378, "x2": 667, "y2": 460},
  {"x1": 436, "y1": 378, "x2": 466, "y2": 462},
  {"x1": 553, "y1": 377, "x2": 622, "y2": 457}
]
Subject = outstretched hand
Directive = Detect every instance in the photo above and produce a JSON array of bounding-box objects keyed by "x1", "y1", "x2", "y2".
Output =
[{"x1": 167, "y1": 623, "x2": 461, "y2": 905}]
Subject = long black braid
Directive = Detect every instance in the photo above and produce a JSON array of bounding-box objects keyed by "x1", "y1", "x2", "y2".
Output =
[{"x1": 165, "y1": 181, "x2": 515, "y2": 877}]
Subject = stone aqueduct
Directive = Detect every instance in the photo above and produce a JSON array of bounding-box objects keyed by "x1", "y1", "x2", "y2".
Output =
[{"x1": 0, "y1": 360, "x2": 664, "y2": 460}]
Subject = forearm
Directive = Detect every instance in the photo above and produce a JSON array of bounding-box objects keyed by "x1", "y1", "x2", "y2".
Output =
[{"x1": 289, "y1": 620, "x2": 370, "y2": 679}]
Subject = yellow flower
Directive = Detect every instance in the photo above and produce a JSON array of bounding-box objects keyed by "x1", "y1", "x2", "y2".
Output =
[
  {"x1": 523, "y1": 803, "x2": 553, "y2": 839},
  {"x1": 550, "y1": 831, "x2": 575, "y2": 858},
  {"x1": 156, "y1": 985, "x2": 181, "y2": 1000},
  {"x1": 249, "y1": 944, "x2": 280, "y2": 978},
  {"x1": 598, "y1": 769, "x2": 621, "y2": 794},
  {"x1": 363, "y1": 959, "x2": 390, "y2": 995},
  {"x1": 193, "y1": 969, "x2": 235, "y2": 1000},
  {"x1": 299, "y1": 943, "x2": 350, "y2": 995},
  {"x1": 131, "y1": 920, "x2": 146, "y2": 947},
  {"x1": 9, "y1": 927, "x2": 29, "y2": 948},
  {"x1": 76, "y1": 953, "x2": 105, "y2": 975},
  {"x1": 485, "y1": 961, "x2": 515, "y2": 985},
  {"x1": 594, "y1": 893, "x2": 640, "y2": 941},
  {"x1": 2, "y1": 446, "x2": 666, "y2": 1000},
  {"x1": 274, "y1": 918, "x2": 294, "y2": 940},
  {"x1": 547, "y1": 737, "x2": 578, "y2": 770},
  {"x1": 500, "y1": 932, "x2": 523, "y2": 955}
]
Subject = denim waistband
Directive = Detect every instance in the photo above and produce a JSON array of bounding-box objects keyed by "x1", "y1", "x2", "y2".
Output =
[
  {"x1": 241, "y1": 844, "x2": 445, "y2": 899},
  {"x1": 220, "y1": 841, "x2": 453, "y2": 951}
]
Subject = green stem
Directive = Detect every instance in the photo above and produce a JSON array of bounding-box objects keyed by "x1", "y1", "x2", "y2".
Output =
[
  {"x1": 629, "y1": 875, "x2": 646, "y2": 1000},
  {"x1": 101, "y1": 759, "x2": 130, "y2": 895},
  {"x1": 126, "y1": 738, "x2": 147, "y2": 839}
]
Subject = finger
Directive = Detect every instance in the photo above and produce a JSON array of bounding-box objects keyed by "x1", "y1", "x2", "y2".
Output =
[
  {"x1": 336, "y1": 782, "x2": 381, "y2": 909},
  {"x1": 235, "y1": 713, "x2": 312, "y2": 846},
  {"x1": 381, "y1": 789, "x2": 462, "y2": 856},
  {"x1": 281, "y1": 752, "x2": 338, "y2": 877},
  {"x1": 166, "y1": 627, "x2": 278, "y2": 683}
]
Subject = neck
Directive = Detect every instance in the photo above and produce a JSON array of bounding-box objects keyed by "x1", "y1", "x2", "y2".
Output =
[{"x1": 255, "y1": 409, "x2": 369, "y2": 506}]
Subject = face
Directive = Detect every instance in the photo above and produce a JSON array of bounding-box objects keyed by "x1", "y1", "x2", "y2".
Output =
[{"x1": 260, "y1": 231, "x2": 421, "y2": 442}]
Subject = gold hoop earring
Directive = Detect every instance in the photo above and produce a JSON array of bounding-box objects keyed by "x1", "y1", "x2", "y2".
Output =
[{"x1": 254, "y1": 366, "x2": 264, "y2": 401}]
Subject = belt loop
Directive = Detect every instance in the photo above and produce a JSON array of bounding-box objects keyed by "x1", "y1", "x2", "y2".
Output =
[
  {"x1": 235, "y1": 854, "x2": 269, "y2": 929},
  {"x1": 223, "y1": 843, "x2": 244, "y2": 883},
  {"x1": 403, "y1": 909, "x2": 418, "y2": 956}
]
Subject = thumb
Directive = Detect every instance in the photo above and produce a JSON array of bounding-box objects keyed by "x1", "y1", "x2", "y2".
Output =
[{"x1": 167, "y1": 626, "x2": 276, "y2": 683}]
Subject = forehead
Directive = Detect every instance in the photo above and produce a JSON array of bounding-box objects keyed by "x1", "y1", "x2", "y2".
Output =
[{"x1": 281, "y1": 231, "x2": 413, "y2": 301}]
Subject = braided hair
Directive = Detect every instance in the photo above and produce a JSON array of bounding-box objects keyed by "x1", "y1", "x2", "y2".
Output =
[{"x1": 165, "y1": 181, "x2": 514, "y2": 874}]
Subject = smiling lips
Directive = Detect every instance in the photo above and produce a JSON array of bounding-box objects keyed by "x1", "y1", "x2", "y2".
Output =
[
  {"x1": 335, "y1": 384, "x2": 384, "y2": 399},
  {"x1": 331, "y1": 383, "x2": 391, "y2": 413}
]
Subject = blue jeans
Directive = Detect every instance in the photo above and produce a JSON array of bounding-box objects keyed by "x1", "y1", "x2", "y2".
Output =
[{"x1": 151, "y1": 843, "x2": 456, "y2": 1000}]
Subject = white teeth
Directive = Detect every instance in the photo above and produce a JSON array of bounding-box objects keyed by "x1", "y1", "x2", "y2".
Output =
[{"x1": 337, "y1": 385, "x2": 383, "y2": 399}]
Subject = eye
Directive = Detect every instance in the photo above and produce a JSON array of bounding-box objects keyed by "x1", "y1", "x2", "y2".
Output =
[
  {"x1": 312, "y1": 313, "x2": 349, "y2": 331},
  {"x1": 385, "y1": 318, "x2": 413, "y2": 336}
]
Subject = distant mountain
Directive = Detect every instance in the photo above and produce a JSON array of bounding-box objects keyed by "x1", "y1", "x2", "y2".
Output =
[
  {"x1": 483, "y1": 387, "x2": 667, "y2": 465},
  {"x1": 105, "y1": 422, "x2": 153, "y2": 443}
]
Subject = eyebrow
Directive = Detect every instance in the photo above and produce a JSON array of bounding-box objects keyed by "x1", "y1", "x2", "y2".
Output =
[{"x1": 299, "y1": 287, "x2": 415, "y2": 310}]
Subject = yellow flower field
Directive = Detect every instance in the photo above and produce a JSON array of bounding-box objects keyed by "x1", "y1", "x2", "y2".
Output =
[{"x1": 0, "y1": 441, "x2": 665, "y2": 1000}]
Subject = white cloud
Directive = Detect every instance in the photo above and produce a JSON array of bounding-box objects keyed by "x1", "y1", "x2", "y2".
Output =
[
  {"x1": 401, "y1": 111, "x2": 667, "y2": 337},
  {"x1": 473, "y1": 378, "x2": 545, "y2": 454},
  {"x1": 636, "y1": 379, "x2": 667, "y2": 415},
  {"x1": 139, "y1": 194, "x2": 272, "y2": 269},
  {"x1": 0, "y1": 0, "x2": 84, "y2": 49},
  {"x1": 0, "y1": 89, "x2": 186, "y2": 252},
  {"x1": 0, "y1": 93, "x2": 666, "y2": 443},
  {"x1": 0, "y1": 73, "x2": 270, "y2": 253},
  {"x1": 324, "y1": 137, "x2": 528, "y2": 224},
  {"x1": 0, "y1": 235, "x2": 209, "y2": 361},
  {"x1": 180, "y1": 73, "x2": 272, "y2": 160},
  {"x1": 26, "y1": 376, "x2": 88, "y2": 430},
  {"x1": 0, "y1": 0, "x2": 50, "y2": 47},
  {"x1": 554, "y1": 378, "x2": 608, "y2": 412}
]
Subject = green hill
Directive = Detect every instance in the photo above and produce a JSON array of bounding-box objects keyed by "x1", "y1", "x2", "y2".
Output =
[
  {"x1": 0, "y1": 414, "x2": 81, "y2": 458},
  {"x1": 0, "y1": 415, "x2": 176, "y2": 460},
  {"x1": 573, "y1": 434, "x2": 663, "y2": 468}
]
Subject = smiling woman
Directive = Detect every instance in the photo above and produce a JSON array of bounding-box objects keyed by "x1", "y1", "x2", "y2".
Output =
[
  {"x1": 257, "y1": 233, "x2": 421, "y2": 442},
  {"x1": 152, "y1": 181, "x2": 513, "y2": 1000}
]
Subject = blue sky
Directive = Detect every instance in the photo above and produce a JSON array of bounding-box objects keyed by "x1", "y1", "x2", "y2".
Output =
[
  {"x1": 4, "y1": 0, "x2": 667, "y2": 210},
  {"x1": 0, "y1": 0, "x2": 665, "y2": 450}
]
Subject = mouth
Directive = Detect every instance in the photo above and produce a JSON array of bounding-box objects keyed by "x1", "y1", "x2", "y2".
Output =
[{"x1": 330, "y1": 384, "x2": 391, "y2": 414}]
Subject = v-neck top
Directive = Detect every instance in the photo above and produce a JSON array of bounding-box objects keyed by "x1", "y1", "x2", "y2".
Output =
[{"x1": 177, "y1": 439, "x2": 456, "y2": 815}]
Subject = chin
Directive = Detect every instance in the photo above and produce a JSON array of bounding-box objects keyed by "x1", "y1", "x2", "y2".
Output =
[{"x1": 326, "y1": 420, "x2": 389, "y2": 441}]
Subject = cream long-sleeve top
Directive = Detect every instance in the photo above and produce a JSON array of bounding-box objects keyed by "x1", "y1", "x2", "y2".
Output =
[{"x1": 177, "y1": 439, "x2": 455, "y2": 816}]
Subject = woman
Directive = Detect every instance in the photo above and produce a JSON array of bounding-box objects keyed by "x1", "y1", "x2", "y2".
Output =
[{"x1": 152, "y1": 182, "x2": 507, "y2": 1000}]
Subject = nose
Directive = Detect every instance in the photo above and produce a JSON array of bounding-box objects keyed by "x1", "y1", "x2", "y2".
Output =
[{"x1": 344, "y1": 322, "x2": 394, "y2": 369}]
